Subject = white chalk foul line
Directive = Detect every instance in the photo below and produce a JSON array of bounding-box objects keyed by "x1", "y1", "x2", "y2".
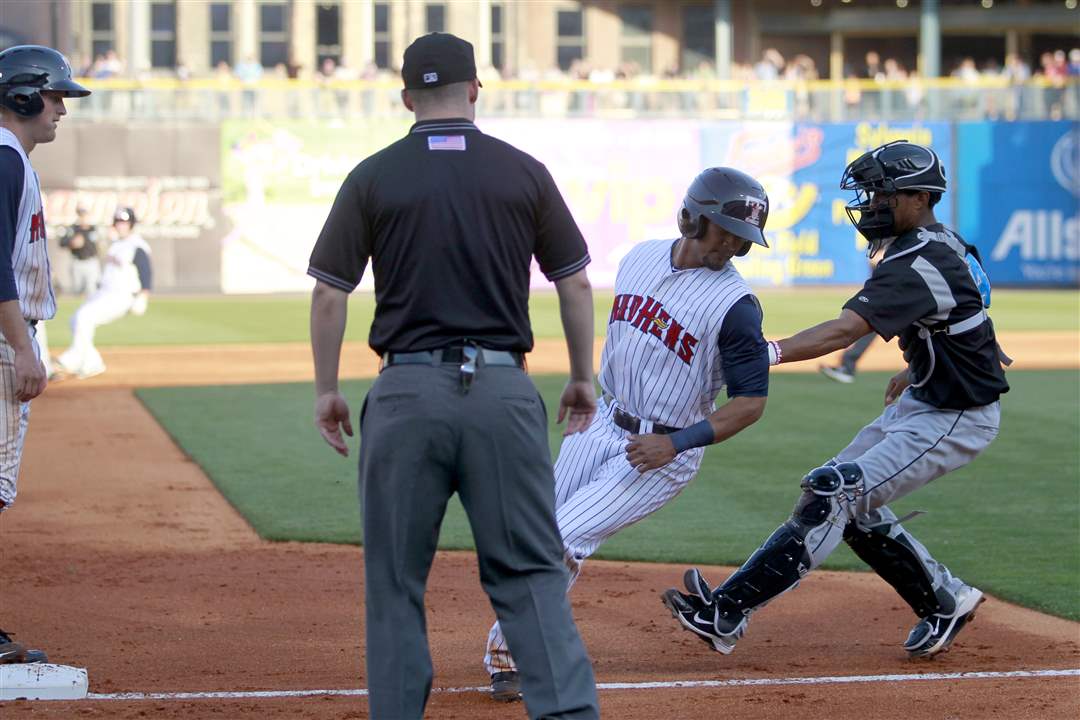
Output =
[{"x1": 85, "y1": 668, "x2": 1080, "y2": 701}]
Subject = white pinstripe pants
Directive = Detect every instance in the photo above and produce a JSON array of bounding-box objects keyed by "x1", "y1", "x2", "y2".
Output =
[
  {"x1": 0, "y1": 326, "x2": 38, "y2": 510},
  {"x1": 484, "y1": 399, "x2": 704, "y2": 674}
]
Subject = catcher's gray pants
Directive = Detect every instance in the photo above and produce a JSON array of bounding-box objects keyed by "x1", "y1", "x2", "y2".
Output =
[
  {"x1": 358, "y1": 362, "x2": 598, "y2": 720},
  {"x1": 801, "y1": 388, "x2": 1000, "y2": 587}
]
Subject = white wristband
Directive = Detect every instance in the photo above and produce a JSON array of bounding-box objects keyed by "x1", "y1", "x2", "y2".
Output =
[{"x1": 766, "y1": 340, "x2": 782, "y2": 366}]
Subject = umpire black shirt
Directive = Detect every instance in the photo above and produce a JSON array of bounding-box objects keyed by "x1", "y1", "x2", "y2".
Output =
[
  {"x1": 843, "y1": 224, "x2": 1009, "y2": 410},
  {"x1": 308, "y1": 118, "x2": 590, "y2": 354}
]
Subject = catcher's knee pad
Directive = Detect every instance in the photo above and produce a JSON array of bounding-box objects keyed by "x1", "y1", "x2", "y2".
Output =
[
  {"x1": 843, "y1": 514, "x2": 956, "y2": 618},
  {"x1": 713, "y1": 464, "x2": 856, "y2": 616}
]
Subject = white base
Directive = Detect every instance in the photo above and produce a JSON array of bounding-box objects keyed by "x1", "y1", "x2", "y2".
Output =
[{"x1": 0, "y1": 664, "x2": 88, "y2": 701}]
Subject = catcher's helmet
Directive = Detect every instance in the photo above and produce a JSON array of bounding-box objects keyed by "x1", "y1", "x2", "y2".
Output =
[
  {"x1": 0, "y1": 45, "x2": 90, "y2": 118},
  {"x1": 678, "y1": 167, "x2": 769, "y2": 257},
  {"x1": 841, "y1": 140, "x2": 946, "y2": 251}
]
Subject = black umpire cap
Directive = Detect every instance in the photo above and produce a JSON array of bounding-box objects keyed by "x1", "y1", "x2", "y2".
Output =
[{"x1": 401, "y1": 33, "x2": 481, "y2": 89}]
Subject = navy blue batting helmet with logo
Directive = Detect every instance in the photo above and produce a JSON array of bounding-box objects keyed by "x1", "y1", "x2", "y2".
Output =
[
  {"x1": 678, "y1": 167, "x2": 769, "y2": 257},
  {"x1": 0, "y1": 45, "x2": 90, "y2": 118}
]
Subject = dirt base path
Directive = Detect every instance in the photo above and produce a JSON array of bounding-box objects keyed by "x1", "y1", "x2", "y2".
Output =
[
  {"x1": 1, "y1": 388, "x2": 1078, "y2": 718},
  {"x1": 48, "y1": 330, "x2": 1078, "y2": 388}
]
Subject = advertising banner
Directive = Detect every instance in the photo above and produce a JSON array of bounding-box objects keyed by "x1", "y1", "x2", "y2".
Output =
[
  {"x1": 958, "y1": 121, "x2": 1078, "y2": 286},
  {"x1": 219, "y1": 118, "x2": 410, "y2": 293},
  {"x1": 34, "y1": 123, "x2": 224, "y2": 291},
  {"x1": 214, "y1": 118, "x2": 1067, "y2": 293},
  {"x1": 697, "y1": 120, "x2": 952, "y2": 287},
  {"x1": 483, "y1": 119, "x2": 703, "y2": 288}
]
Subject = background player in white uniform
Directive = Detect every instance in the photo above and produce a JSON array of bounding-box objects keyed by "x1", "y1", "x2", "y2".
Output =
[
  {"x1": 0, "y1": 44, "x2": 89, "y2": 664},
  {"x1": 484, "y1": 168, "x2": 772, "y2": 701},
  {"x1": 56, "y1": 206, "x2": 152, "y2": 379},
  {"x1": 663, "y1": 141, "x2": 1008, "y2": 660}
]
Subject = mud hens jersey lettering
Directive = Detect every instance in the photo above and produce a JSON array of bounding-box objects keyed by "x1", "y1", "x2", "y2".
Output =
[
  {"x1": 599, "y1": 239, "x2": 753, "y2": 429},
  {"x1": 609, "y1": 293, "x2": 700, "y2": 365},
  {"x1": 0, "y1": 131, "x2": 55, "y2": 321}
]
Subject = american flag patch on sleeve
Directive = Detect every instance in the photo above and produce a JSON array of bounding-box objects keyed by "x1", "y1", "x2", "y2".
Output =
[{"x1": 428, "y1": 135, "x2": 467, "y2": 151}]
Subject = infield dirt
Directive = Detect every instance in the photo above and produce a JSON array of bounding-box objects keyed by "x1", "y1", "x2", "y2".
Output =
[{"x1": 1, "y1": 335, "x2": 1078, "y2": 718}]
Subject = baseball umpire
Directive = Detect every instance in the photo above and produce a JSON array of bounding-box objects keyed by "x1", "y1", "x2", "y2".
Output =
[
  {"x1": 663, "y1": 140, "x2": 1009, "y2": 659},
  {"x1": 0, "y1": 45, "x2": 89, "y2": 664},
  {"x1": 308, "y1": 33, "x2": 599, "y2": 720}
]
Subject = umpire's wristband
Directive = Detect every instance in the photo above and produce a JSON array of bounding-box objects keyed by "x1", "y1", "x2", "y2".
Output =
[{"x1": 669, "y1": 420, "x2": 715, "y2": 453}]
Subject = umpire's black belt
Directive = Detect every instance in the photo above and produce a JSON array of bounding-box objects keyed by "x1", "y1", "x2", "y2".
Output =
[
  {"x1": 612, "y1": 406, "x2": 679, "y2": 435},
  {"x1": 382, "y1": 346, "x2": 525, "y2": 369}
]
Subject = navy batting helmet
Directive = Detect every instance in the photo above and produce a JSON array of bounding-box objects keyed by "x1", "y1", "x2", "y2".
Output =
[
  {"x1": 113, "y1": 207, "x2": 136, "y2": 227},
  {"x1": 678, "y1": 167, "x2": 769, "y2": 257},
  {"x1": 0, "y1": 45, "x2": 90, "y2": 118},
  {"x1": 841, "y1": 140, "x2": 946, "y2": 251}
]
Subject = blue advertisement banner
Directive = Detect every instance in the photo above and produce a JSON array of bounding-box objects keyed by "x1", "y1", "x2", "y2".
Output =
[
  {"x1": 957, "y1": 122, "x2": 1079, "y2": 286},
  {"x1": 699, "y1": 121, "x2": 952, "y2": 286}
]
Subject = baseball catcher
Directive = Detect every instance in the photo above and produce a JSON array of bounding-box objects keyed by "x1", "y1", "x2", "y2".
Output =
[{"x1": 662, "y1": 140, "x2": 1009, "y2": 659}]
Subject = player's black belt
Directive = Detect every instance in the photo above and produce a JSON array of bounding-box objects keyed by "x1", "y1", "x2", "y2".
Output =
[
  {"x1": 382, "y1": 347, "x2": 525, "y2": 369},
  {"x1": 612, "y1": 406, "x2": 679, "y2": 435}
]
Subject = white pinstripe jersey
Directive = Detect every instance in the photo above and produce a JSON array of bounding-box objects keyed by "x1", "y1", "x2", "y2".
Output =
[
  {"x1": 598, "y1": 239, "x2": 753, "y2": 429},
  {"x1": 0, "y1": 128, "x2": 56, "y2": 321}
]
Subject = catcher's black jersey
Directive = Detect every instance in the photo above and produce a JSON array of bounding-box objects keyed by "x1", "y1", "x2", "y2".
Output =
[
  {"x1": 843, "y1": 224, "x2": 1008, "y2": 410},
  {"x1": 308, "y1": 118, "x2": 589, "y2": 355}
]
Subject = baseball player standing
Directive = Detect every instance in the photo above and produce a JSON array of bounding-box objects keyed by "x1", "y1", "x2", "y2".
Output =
[
  {"x1": 484, "y1": 167, "x2": 772, "y2": 701},
  {"x1": 0, "y1": 44, "x2": 89, "y2": 664},
  {"x1": 663, "y1": 141, "x2": 1009, "y2": 659},
  {"x1": 55, "y1": 206, "x2": 151, "y2": 379}
]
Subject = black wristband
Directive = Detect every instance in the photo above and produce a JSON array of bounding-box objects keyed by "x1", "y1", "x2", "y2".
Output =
[{"x1": 669, "y1": 419, "x2": 714, "y2": 453}]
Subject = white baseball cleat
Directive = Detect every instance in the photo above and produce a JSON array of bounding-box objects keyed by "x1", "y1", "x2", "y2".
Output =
[{"x1": 904, "y1": 584, "x2": 985, "y2": 658}]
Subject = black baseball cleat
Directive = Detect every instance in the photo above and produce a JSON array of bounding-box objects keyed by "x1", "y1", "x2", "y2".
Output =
[
  {"x1": 0, "y1": 628, "x2": 48, "y2": 664},
  {"x1": 904, "y1": 584, "x2": 985, "y2": 659},
  {"x1": 489, "y1": 671, "x2": 521, "y2": 702},
  {"x1": 661, "y1": 587, "x2": 747, "y2": 655}
]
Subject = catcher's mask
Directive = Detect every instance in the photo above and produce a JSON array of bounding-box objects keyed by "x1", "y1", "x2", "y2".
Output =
[
  {"x1": 841, "y1": 140, "x2": 946, "y2": 255},
  {"x1": 678, "y1": 167, "x2": 769, "y2": 257},
  {"x1": 0, "y1": 45, "x2": 89, "y2": 118}
]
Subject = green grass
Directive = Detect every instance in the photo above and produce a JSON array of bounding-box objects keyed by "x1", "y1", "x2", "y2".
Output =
[
  {"x1": 49, "y1": 288, "x2": 1079, "y2": 347},
  {"x1": 137, "y1": 369, "x2": 1080, "y2": 620}
]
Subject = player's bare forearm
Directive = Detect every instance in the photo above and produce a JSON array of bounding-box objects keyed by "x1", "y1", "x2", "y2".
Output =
[
  {"x1": 310, "y1": 281, "x2": 348, "y2": 396},
  {"x1": 554, "y1": 269, "x2": 595, "y2": 383},
  {"x1": 0, "y1": 299, "x2": 46, "y2": 401},
  {"x1": 777, "y1": 309, "x2": 872, "y2": 364},
  {"x1": 0, "y1": 300, "x2": 33, "y2": 353},
  {"x1": 706, "y1": 395, "x2": 767, "y2": 443}
]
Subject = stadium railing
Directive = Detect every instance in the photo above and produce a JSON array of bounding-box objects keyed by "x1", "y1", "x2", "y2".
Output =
[{"x1": 72, "y1": 76, "x2": 1078, "y2": 122}]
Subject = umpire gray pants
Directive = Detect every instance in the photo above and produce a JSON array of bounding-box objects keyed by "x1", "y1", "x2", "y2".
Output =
[{"x1": 358, "y1": 362, "x2": 599, "y2": 720}]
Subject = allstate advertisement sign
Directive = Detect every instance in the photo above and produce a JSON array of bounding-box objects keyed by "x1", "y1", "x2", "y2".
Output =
[{"x1": 958, "y1": 122, "x2": 1079, "y2": 286}]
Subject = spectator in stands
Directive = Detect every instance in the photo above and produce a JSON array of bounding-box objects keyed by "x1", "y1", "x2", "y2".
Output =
[
  {"x1": 1001, "y1": 52, "x2": 1031, "y2": 120},
  {"x1": 234, "y1": 55, "x2": 263, "y2": 84},
  {"x1": 1069, "y1": 49, "x2": 1080, "y2": 76},
  {"x1": 754, "y1": 49, "x2": 784, "y2": 81},
  {"x1": 864, "y1": 51, "x2": 884, "y2": 81},
  {"x1": 235, "y1": 55, "x2": 263, "y2": 117},
  {"x1": 1039, "y1": 51, "x2": 1068, "y2": 120}
]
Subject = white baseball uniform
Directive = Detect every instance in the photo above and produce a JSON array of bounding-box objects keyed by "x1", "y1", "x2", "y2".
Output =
[
  {"x1": 0, "y1": 128, "x2": 56, "y2": 510},
  {"x1": 484, "y1": 238, "x2": 767, "y2": 673},
  {"x1": 56, "y1": 232, "x2": 151, "y2": 378}
]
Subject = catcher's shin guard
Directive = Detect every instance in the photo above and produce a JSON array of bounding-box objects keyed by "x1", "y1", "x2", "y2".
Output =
[
  {"x1": 843, "y1": 509, "x2": 958, "y2": 618},
  {"x1": 712, "y1": 464, "x2": 857, "y2": 617}
]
